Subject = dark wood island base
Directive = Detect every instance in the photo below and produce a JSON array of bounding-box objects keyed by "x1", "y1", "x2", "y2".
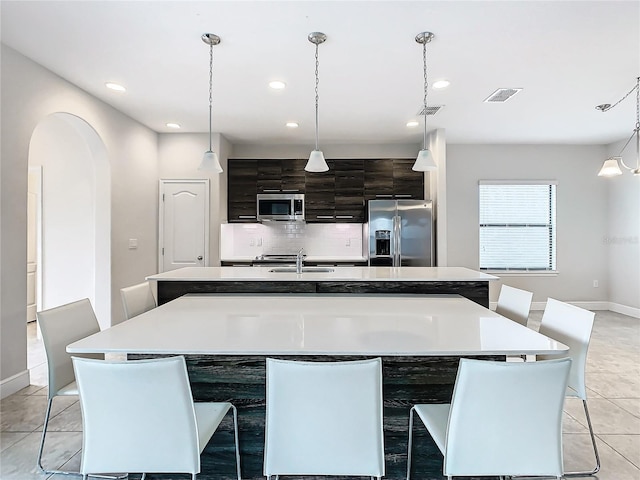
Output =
[
  {"x1": 130, "y1": 353, "x2": 504, "y2": 480},
  {"x1": 156, "y1": 280, "x2": 490, "y2": 308}
]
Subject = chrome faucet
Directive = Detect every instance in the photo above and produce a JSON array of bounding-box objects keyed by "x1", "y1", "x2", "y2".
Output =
[{"x1": 296, "y1": 248, "x2": 305, "y2": 274}]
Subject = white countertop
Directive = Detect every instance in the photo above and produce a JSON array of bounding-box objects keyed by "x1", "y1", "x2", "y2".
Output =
[
  {"x1": 147, "y1": 266, "x2": 498, "y2": 282},
  {"x1": 68, "y1": 294, "x2": 566, "y2": 356},
  {"x1": 223, "y1": 256, "x2": 368, "y2": 263}
]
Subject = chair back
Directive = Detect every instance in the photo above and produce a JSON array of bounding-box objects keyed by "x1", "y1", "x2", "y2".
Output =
[
  {"x1": 120, "y1": 281, "x2": 156, "y2": 320},
  {"x1": 36, "y1": 298, "x2": 102, "y2": 398},
  {"x1": 444, "y1": 357, "x2": 571, "y2": 478},
  {"x1": 538, "y1": 298, "x2": 595, "y2": 399},
  {"x1": 73, "y1": 356, "x2": 201, "y2": 475},
  {"x1": 495, "y1": 284, "x2": 533, "y2": 327},
  {"x1": 264, "y1": 357, "x2": 385, "y2": 478}
]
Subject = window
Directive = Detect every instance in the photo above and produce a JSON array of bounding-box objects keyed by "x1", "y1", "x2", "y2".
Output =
[{"x1": 479, "y1": 181, "x2": 556, "y2": 272}]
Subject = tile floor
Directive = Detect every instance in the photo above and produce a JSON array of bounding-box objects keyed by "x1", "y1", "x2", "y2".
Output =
[{"x1": 1, "y1": 310, "x2": 638, "y2": 479}]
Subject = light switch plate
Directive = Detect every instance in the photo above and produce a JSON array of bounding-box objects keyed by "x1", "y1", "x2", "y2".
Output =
[{"x1": 128, "y1": 238, "x2": 138, "y2": 249}]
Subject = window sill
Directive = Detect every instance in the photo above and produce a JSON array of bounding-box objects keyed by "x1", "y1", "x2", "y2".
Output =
[{"x1": 482, "y1": 270, "x2": 559, "y2": 277}]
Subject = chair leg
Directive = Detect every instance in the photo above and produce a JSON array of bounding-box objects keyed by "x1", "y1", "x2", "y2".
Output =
[
  {"x1": 564, "y1": 399, "x2": 600, "y2": 476},
  {"x1": 231, "y1": 404, "x2": 242, "y2": 480},
  {"x1": 406, "y1": 406, "x2": 416, "y2": 480},
  {"x1": 37, "y1": 397, "x2": 82, "y2": 477},
  {"x1": 37, "y1": 396, "x2": 127, "y2": 479}
]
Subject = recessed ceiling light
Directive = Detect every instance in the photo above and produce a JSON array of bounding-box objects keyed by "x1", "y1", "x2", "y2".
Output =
[
  {"x1": 269, "y1": 81, "x2": 287, "y2": 90},
  {"x1": 166, "y1": 123, "x2": 181, "y2": 129},
  {"x1": 406, "y1": 121, "x2": 420, "y2": 127},
  {"x1": 286, "y1": 122, "x2": 299, "y2": 128},
  {"x1": 105, "y1": 82, "x2": 126, "y2": 92},
  {"x1": 432, "y1": 80, "x2": 450, "y2": 89}
]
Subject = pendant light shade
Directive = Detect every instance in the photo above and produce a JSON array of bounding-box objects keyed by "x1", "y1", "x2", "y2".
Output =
[
  {"x1": 413, "y1": 31, "x2": 437, "y2": 172},
  {"x1": 306, "y1": 150, "x2": 328, "y2": 172},
  {"x1": 413, "y1": 149, "x2": 437, "y2": 171},
  {"x1": 198, "y1": 33, "x2": 223, "y2": 173},
  {"x1": 597, "y1": 157, "x2": 623, "y2": 177},
  {"x1": 305, "y1": 32, "x2": 329, "y2": 173},
  {"x1": 201, "y1": 150, "x2": 223, "y2": 173}
]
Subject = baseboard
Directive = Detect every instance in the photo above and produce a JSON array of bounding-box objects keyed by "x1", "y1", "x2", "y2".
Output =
[
  {"x1": 528, "y1": 301, "x2": 611, "y2": 311},
  {"x1": 494, "y1": 300, "x2": 638, "y2": 317},
  {"x1": 567, "y1": 301, "x2": 611, "y2": 311},
  {"x1": 609, "y1": 302, "x2": 640, "y2": 319},
  {"x1": 0, "y1": 370, "x2": 30, "y2": 399}
]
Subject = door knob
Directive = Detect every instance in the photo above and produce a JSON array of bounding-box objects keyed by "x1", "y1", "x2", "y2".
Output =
[{"x1": 197, "y1": 256, "x2": 203, "y2": 261}]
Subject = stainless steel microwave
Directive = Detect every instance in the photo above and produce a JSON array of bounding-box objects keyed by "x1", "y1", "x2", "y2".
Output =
[{"x1": 257, "y1": 193, "x2": 305, "y2": 222}]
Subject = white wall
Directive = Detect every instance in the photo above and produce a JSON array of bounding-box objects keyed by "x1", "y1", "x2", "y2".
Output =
[
  {"x1": 605, "y1": 140, "x2": 640, "y2": 313},
  {"x1": 0, "y1": 44, "x2": 158, "y2": 396},
  {"x1": 30, "y1": 116, "x2": 97, "y2": 310},
  {"x1": 232, "y1": 143, "x2": 420, "y2": 159},
  {"x1": 157, "y1": 132, "x2": 229, "y2": 266},
  {"x1": 446, "y1": 144, "x2": 610, "y2": 306}
]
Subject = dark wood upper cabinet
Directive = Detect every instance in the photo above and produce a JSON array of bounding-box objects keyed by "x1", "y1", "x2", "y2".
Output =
[
  {"x1": 333, "y1": 159, "x2": 365, "y2": 222},
  {"x1": 227, "y1": 159, "x2": 258, "y2": 222},
  {"x1": 392, "y1": 158, "x2": 425, "y2": 199},
  {"x1": 227, "y1": 158, "x2": 423, "y2": 223},
  {"x1": 304, "y1": 160, "x2": 336, "y2": 222},
  {"x1": 364, "y1": 159, "x2": 394, "y2": 200},
  {"x1": 281, "y1": 159, "x2": 306, "y2": 192}
]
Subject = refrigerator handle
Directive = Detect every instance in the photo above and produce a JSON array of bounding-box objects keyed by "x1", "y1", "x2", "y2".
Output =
[
  {"x1": 391, "y1": 215, "x2": 398, "y2": 267},
  {"x1": 396, "y1": 215, "x2": 402, "y2": 266}
]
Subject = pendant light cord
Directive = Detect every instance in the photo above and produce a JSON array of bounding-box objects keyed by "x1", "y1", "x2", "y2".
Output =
[
  {"x1": 315, "y1": 42, "x2": 320, "y2": 151},
  {"x1": 208, "y1": 41, "x2": 214, "y2": 152},
  {"x1": 422, "y1": 39, "x2": 428, "y2": 150},
  {"x1": 610, "y1": 77, "x2": 640, "y2": 169}
]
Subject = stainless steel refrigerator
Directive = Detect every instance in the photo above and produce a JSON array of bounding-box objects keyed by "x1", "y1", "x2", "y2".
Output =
[{"x1": 368, "y1": 199, "x2": 433, "y2": 267}]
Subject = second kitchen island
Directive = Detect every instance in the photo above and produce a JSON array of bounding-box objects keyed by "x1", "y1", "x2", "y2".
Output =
[
  {"x1": 147, "y1": 266, "x2": 498, "y2": 307},
  {"x1": 69, "y1": 293, "x2": 566, "y2": 480}
]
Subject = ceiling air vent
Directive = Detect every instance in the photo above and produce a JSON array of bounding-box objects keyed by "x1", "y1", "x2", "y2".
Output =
[
  {"x1": 484, "y1": 88, "x2": 522, "y2": 103},
  {"x1": 416, "y1": 105, "x2": 444, "y2": 116}
]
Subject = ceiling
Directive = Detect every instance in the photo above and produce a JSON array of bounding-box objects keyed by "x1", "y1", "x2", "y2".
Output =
[{"x1": 1, "y1": 1, "x2": 639, "y2": 147}]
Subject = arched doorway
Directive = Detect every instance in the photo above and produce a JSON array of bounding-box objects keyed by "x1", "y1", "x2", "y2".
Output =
[{"x1": 28, "y1": 113, "x2": 111, "y2": 329}]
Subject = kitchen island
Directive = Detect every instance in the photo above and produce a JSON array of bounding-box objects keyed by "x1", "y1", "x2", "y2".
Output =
[
  {"x1": 68, "y1": 294, "x2": 566, "y2": 480},
  {"x1": 147, "y1": 266, "x2": 498, "y2": 307}
]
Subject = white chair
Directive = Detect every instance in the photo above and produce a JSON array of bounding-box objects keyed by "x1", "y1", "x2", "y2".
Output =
[
  {"x1": 495, "y1": 284, "x2": 533, "y2": 327},
  {"x1": 120, "y1": 281, "x2": 156, "y2": 320},
  {"x1": 263, "y1": 357, "x2": 385, "y2": 479},
  {"x1": 72, "y1": 356, "x2": 241, "y2": 480},
  {"x1": 407, "y1": 357, "x2": 572, "y2": 480},
  {"x1": 35, "y1": 298, "x2": 104, "y2": 476},
  {"x1": 537, "y1": 298, "x2": 600, "y2": 476}
]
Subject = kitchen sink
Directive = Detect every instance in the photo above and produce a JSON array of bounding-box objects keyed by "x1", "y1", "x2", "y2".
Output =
[{"x1": 269, "y1": 267, "x2": 335, "y2": 273}]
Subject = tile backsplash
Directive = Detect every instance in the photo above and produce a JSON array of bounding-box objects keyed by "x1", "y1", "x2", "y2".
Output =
[{"x1": 220, "y1": 223, "x2": 366, "y2": 260}]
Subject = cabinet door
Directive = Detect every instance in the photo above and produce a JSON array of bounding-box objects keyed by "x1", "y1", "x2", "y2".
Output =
[
  {"x1": 364, "y1": 159, "x2": 424, "y2": 201},
  {"x1": 257, "y1": 159, "x2": 282, "y2": 193},
  {"x1": 334, "y1": 159, "x2": 365, "y2": 222},
  {"x1": 393, "y1": 158, "x2": 424, "y2": 199},
  {"x1": 228, "y1": 159, "x2": 258, "y2": 222},
  {"x1": 364, "y1": 159, "x2": 394, "y2": 201},
  {"x1": 281, "y1": 159, "x2": 306, "y2": 193},
  {"x1": 305, "y1": 159, "x2": 335, "y2": 222}
]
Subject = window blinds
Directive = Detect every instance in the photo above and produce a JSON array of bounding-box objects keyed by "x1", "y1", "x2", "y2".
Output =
[{"x1": 479, "y1": 182, "x2": 556, "y2": 271}]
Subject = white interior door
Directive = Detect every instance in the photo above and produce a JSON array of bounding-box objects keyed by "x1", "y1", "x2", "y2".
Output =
[{"x1": 159, "y1": 180, "x2": 210, "y2": 273}]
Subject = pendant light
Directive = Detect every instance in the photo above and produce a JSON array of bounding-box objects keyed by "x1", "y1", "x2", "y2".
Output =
[
  {"x1": 596, "y1": 76, "x2": 640, "y2": 177},
  {"x1": 413, "y1": 31, "x2": 437, "y2": 172},
  {"x1": 305, "y1": 32, "x2": 329, "y2": 173},
  {"x1": 199, "y1": 33, "x2": 223, "y2": 173}
]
